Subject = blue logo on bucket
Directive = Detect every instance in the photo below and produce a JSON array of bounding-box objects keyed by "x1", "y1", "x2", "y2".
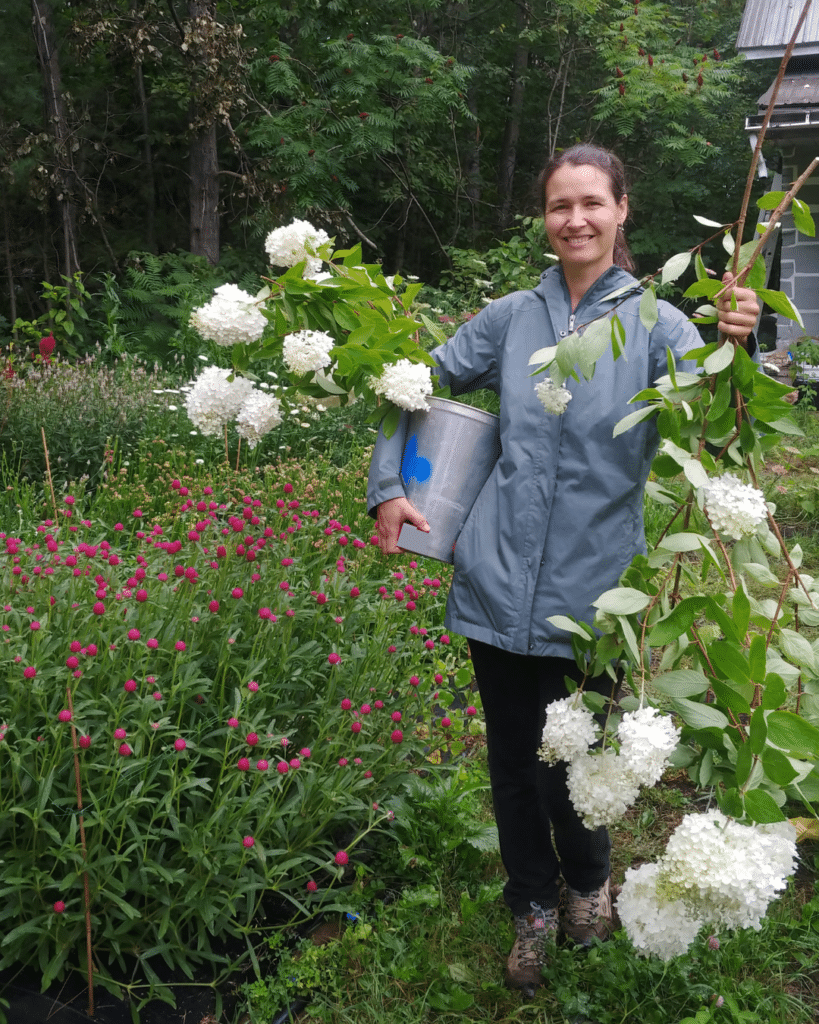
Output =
[{"x1": 401, "y1": 434, "x2": 432, "y2": 484}]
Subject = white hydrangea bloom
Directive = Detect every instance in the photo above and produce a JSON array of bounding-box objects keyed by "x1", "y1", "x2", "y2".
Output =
[
  {"x1": 702, "y1": 473, "x2": 767, "y2": 540},
  {"x1": 566, "y1": 749, "x2": 641, "y2": 830},
  {"x1": 265, "y1": 219, "x2": 331, "y2": 276},
  {"x1": 370, "y1": 359, "x2": 433, "y2": 411},
  {"x1": 617, "y1": 707, "x2": 681, "y2": 787},
  {"x1": 189, "y1": 284, "x2": 267, "y2": 348},
  {"x1": 538, "y1": 694, "x2": 599, "y2": 765},
  {"x1": 282, "y1": 330, "x2": 335, "y2": 376},
  {"x1": 184, "y1": 366, "x2": 255, "y2": 436},
  {"x1": 616, "y1": 862, "x2": 704, "y2": 961},
  {"x1": 236, "y1": 391, "x2": 283, "y2": 449},
  {"x1": 535, "y1": 378, "x2": 572, "y2": 415},
  {"x1": 661, "y1": 811, "x2": 797, "y2": 932}
]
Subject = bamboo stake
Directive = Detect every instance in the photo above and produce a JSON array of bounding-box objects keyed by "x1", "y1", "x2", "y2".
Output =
[
  {"x1": 41, "y1": 427, "x2": 59, "y2": 523},
  {"x1": 67, "y1": 688, "x2": 94, "y2": 1017}
]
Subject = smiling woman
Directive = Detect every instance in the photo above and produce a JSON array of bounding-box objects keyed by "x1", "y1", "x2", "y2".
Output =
[{"x1": 368, "y1": 141, "x2": 761, "y2": 995}]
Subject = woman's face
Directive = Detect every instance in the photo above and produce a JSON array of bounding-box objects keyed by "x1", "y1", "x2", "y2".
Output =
[{"x1": 544, "y1": 163, "x2": 628, "y2": 278}]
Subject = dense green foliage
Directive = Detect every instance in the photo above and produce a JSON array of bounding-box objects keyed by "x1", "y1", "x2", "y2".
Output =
[{"x1": 2, "y1": 0, "x2": 774, "y2": 336}]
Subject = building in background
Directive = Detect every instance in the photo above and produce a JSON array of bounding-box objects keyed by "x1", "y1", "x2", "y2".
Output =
[{"x1": 738, "y1": 1, "x2": 819, "y2": 344}]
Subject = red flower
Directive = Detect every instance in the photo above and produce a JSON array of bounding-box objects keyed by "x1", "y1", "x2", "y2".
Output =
[
  {"x1": 306, "y1": 880, "x2": 318, "y2": 892},
  {"x1": 243, "y1": 835, "x2": 255, "y2": 848},
  {"x1": 53, "y1": 900, "x2": 65, "y2": 913},
  {"x1": 335, "y1": 850, "x2": 349, "y2": 865},
  {"x1": 39, "y1": 334, "x2": 56, "y2": 360},
  {"x1": 391, "y1": 730, "x2": 403, "y2": 744}
]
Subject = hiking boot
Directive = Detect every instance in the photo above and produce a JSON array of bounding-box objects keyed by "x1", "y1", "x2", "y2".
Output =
[
  {"x1": 561, "y1": 878, "x2": 613, "y2": 947},
  {"x1": 505, "y1": 901, "x2": 559, "y2": 995}
]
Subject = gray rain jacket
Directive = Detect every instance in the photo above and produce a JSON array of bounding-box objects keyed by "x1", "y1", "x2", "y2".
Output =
[{"x1": 368, "y1": 264, "x2": 731, "y2": 658}]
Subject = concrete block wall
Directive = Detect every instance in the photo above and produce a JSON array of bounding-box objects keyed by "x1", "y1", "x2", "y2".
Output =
[{"x1": 776, "y1": 145, "x2": 819, "y2": 344}]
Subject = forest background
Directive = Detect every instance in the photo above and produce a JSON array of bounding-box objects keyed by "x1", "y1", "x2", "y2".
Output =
[{"x1": 1, "y1": 0, "x2": 783, "y2": 347}]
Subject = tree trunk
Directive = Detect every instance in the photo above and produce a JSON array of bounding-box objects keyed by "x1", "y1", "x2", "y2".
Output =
[
  {"x1": 134, "y1": 56, "x2": 157, "y2": 253},
  {"x1": 496, "y1": 5, "x2": 530, "y2": 231},
  {"x1": 187, "y1": 0, "x2": 220, "y2": 264},
  {"x1": 30, "y1": 0, "x2": 80, "y2": 282},
  {"x1": 463, "y1": 87, "x2": 482, "y2": 239}
]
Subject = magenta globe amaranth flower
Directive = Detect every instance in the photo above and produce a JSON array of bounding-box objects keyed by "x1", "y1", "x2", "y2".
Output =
[
  {"x1": 53, "y1": 900, "x2": 66, "y2": 914},
  {"x1": 334, "y1": 850, "x2": 349, "y2": 866},
  {"x1": 306, "y1": 880, "x2": 318, "y2": 892},
  {"x1": 242, "y1": 835, "x2": 255, "y2": 848},
  {"x1": 174, "y1": 738, "x2": 187, "y2": 751},
  {"x1": 391, "y1": 730, "x2": 404, "y2": 744},
  {"x1": 237, "y1": 757, "x2": 250, "y2": 771},
  {"x1": 58, "y1": 709, "x2": 72, "y2": 723}
]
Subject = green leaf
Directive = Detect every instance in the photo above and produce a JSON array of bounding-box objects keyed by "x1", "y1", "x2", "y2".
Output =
[
  {"x1": 381, "y1": 404, "x2": 402, "y2": 439},
  {"x1": 639, "y1": 287, "x2": 658, "y2": 332},
  {"x1": 761, "y1": 673, "x2": 787, "y2": 710},
  {"x1": 652, "y1": 670, "x2": 710, "y2": 698},
  {"x1": 711, "y1": 677, "x2": 753, "y2": 716},
  {"x1": 750, "y1": 706, "x2": 767, "y2": 755},
  {"x1": 749, "y1": 634, "x2": 767, "y2": 681},
  {"x1": 755, "y1": 289, "x2": 804, "y2": 327},
  {"x1": 732, "y1": 584, "x2": 751, "y2": 639},
  {"x1": 657, "y1": 534, "x2": 706, "y2": 553},
  {"x1": 593, "y1": 588, "x2": 652, "y2": 615},
  {"x1": 683, "y1": 279, "x2": 722, "y2": 300},
  {"x1": 709, "y1": 640, "x2": 751, "y2": 680},
  {"x1": 612, "y1": 405, "x2": 656, "y2": 438},
  {"x1": 761, "y1": 748, "x2": 799, "y2": 786},
  {"x1": 611, "y1": 314, "x2": 627, "y2": 361},
  {"x1": 792, "y1": 198, "x2": 816, "y2": 238},
  {"x1": 703, "y1": 343, "x2": 735, "y2": 375},
  {"x1": 682, "y1": 459, "x2": 709, "y2": 489},
  {"x1": 743, "y1": 788, "x2": 786, "y2": 824},
  {"x1": 661, "y1": 252, "x2": 691, "y2": 285},
  {"x1": 674, "y1": 698, "x2": 729, "y2": 731},
  {"x1": 528, "y1": 345, "x2": 557, "y2": 367},
  {"x1": 646, "y1": 597, "x2": 706, "y2": 646},
  {"x1": 757, "y1": 191, "x2": 786, "y2": 211},
  {"x1": 546, "y1": 615, "x2": 594, "y2": 638},
  {"x1": 778, "y1": 628, "x2": 817, "y2": 673},
  {"x1": 766, "y1": 711, "x2": 819, "y2": 757}
]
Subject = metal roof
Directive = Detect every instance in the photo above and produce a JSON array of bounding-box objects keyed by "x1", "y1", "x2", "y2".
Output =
[
  {"x1": 758, "y1": 70, "x2": 819, "y2": 105},
  {"x1": 737, "y1": 1, "x2": 819, "y2": 58}
]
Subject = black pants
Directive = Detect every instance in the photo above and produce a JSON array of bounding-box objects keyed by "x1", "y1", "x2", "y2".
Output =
[{"x1": 469, "y1": 638, "x2": 614, "y2": 916}]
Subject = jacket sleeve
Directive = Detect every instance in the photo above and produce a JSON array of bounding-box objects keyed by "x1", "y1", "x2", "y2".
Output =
[
  {"x1": 366, "y1": 305, "x2": 501, "y2": 518},
  {"x1": 366, "y1": 411, "x2": 410, "y2": 518}
]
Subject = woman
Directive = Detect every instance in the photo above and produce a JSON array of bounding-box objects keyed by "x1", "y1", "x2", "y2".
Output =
[{"x1": 367, "y1": 144, "x2": 758, "y2": 991}]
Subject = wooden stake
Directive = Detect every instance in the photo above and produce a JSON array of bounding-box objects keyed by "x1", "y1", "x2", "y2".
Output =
[
  {"x1": 67, "y1": 688, "x2": 94, "y2": 1017},
  {"x1": 41, "y1": 427, "x2": 59, "y2": 523}
]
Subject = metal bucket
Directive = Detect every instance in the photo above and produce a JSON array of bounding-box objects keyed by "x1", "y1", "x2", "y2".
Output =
[{"x1": 396, "y1": 396, "x2": 500, "y2": 563}]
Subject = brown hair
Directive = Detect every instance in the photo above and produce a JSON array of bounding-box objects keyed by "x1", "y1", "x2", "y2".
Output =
[{"x1": 537, "y1": 144, "x2": 636, "y2": 275}]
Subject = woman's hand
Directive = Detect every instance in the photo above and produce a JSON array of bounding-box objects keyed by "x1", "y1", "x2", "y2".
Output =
[
  {"x1": 716, "y1": 272, "x2": 759, "y2": 347},
  {"x1": 376, "y1": 497, "x2": 430, "y2": 555}
]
